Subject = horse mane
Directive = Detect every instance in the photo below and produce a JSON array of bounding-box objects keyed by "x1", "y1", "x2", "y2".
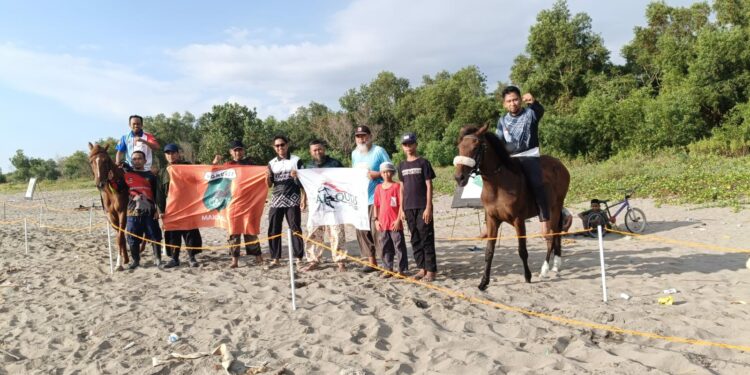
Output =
[{"x1": 461, "y1": 125, "x2": 520, "y2": 173}]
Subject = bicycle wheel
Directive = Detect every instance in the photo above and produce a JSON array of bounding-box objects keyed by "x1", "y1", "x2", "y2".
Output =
[
  {"x1": 585, "y1": 212, "x2": 608, "y2": 238},
  {"x1": 624, "y1": 207, "x2": 647, "y2": 233}
]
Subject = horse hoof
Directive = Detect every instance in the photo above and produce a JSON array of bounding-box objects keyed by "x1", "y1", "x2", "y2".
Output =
[
  {"x1": 116, "y1": 265, "x2": 124, "y2": 272},
  {"x1": 540, "y1": 261, "x2": 550, "y2": 278},
  {"x1": 478, "y1": 280, "x2": 489, "y2": 291},
  {"x1": 552, "y1": 256, "x2": 562, "y2": 273}
]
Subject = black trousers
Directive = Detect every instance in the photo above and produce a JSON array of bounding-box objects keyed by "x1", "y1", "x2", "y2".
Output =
[
  {"x1": 229, "y1": 234, "x2": 261, "y2": 258},
  {"x1": 517, "y1": 156, "x2": 550, "y2": 221},
  {"x1": 268, "y1": 206, "x2": 304, "y2": 259},
  {"x1": 404, "y1": 208, "x2": 437, "y2": 272},
  {"x1": 165, "y1": 229, "x2": 202, "y2": 262}
]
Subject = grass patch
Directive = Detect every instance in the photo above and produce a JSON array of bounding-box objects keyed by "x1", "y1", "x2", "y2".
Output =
[
  {"x1": 0, "y1": 178, "x2": 95, "y2": 194},
  {"x1": 434, "y1": 150, "x2": 750, "y2": 208}
]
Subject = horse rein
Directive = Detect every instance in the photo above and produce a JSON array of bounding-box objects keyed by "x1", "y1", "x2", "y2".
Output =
[
  {"x1": 454, "y1": 134, "x2": 499, "y2": 177},
  {"x1": 89, "y1": 151, "x2": 122, "y2": 193}
]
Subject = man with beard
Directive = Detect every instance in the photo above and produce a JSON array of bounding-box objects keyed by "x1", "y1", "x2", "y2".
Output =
[
  {"x1": 351, "y1": 126, "x2": 391, "y2": 273},
  {"x1": 116, "y1": 115, "x2": 160, "y2": 171},
  {"x1": 213, "y1": 140, "x2": 265, "y2": 269},
  {"x1": 301, "y1": 140, "x2": 347, "y2": 272},
  {"x1": 156, "y1": 143, "x2": 201, "y2": 268}
]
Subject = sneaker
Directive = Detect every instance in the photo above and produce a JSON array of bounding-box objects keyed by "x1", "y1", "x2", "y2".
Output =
[
  {"x1": 188, "y1": 259, "x2": 199, "y2": 268},
  {"x1": 163, "y1": 259, "x2": 179, "y2": 269},
  {"x1": 360, "y1": 265, "x2": 377, "y2": 273},
  {"x1": 127, "y1": 262, "x2": 139, "y2": 270}
]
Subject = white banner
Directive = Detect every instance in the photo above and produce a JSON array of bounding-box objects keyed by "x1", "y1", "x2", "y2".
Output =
[{"x1": 297, "y1": 168, "x2": 370, "y2": 230}]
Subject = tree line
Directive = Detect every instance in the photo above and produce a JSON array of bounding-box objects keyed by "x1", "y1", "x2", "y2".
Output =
[{"x1": 5, "y1": 0, "x2": 750, "y2": 184}]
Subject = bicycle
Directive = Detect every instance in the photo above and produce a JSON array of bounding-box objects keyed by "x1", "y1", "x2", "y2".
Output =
[{"x1": 585, "y1": 189, "x2": 647, "y2": 237}]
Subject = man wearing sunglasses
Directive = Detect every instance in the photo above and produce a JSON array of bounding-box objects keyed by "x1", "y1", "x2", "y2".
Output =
[{"x1": 265, "y1": 135, "x2": 305, "y2": 268}]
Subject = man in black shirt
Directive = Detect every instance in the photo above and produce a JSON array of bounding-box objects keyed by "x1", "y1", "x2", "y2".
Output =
[
  {"x1": 156, "y1": 143, "x2": 202, "y2": 268},
  {"x1": 397, "y1": 133, "x2": 437, "y2": 281}
]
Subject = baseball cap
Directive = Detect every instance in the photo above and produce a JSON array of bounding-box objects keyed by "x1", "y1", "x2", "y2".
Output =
[
  {"x1": 163, "y1": 144, "x2": 179, "y2": 153},
  {"x1": 401, "y1": 132, "x2": 417, "y2": 144},
  {"x1": 354, "y1": 126, "x2": 371, "y2": 135},
  {"x1": 229, "y1": 140, "x2": 245, "y2": 150},
  {"x1": 379, "y1": 161, "x2": 395, "y2": 172}
]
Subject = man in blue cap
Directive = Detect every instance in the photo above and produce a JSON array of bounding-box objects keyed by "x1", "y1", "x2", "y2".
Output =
[{"x1": 156, "y1": 143, "x2": 202, "y2": 268}]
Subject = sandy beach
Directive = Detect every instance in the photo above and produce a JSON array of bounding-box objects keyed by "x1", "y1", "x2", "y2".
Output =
[{"x1": 1, "y1": 188, "x2": 750, "y2": 374}]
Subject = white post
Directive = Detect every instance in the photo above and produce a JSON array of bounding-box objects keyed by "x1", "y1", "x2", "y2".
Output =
[
  {"x1": 89, "y1": 207, "x2": 93, "y2": 233},
  {"x1": 106, "y1": 220, "x2": 114, "y2": 275},
  {"x1": 287, "y1": 228, "x2": 297, "y2": 311},
  {"x1": 597, "y1": 225, "x2": 608, "y2": 302},
  {"x1": 24, "y1": 218, "x2": 29, "y2": 254}
]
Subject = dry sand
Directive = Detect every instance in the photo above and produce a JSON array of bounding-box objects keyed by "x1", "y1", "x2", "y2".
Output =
[{"x1": 1, "y1": 189, "x2": 750, "y2": 374}]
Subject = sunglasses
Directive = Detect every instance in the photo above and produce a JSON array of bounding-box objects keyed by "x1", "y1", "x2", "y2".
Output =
[{"x1": 274, "y1": 143, "x2": 287, "y2": 148}]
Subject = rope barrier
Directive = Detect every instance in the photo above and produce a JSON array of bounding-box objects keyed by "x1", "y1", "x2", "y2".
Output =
[
  {"x1": 437, "y1": 228, "x2": 593, "y2": 241},
  {"x1": 606, "y1": 228, "x2": 750, "y2": 254},
  {"x1": 293, "y1": 232, "x2": 750, "y2": 354},
  {"x1": 106, "y1": 221, "x2": 283, "y2": 251}
]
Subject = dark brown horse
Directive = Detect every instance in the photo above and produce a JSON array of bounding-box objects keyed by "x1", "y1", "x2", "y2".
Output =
[
  {"x1": 454, "y1": 124, "x2": 570, "y2": 290},
  {"x1": 88, "y1": 142, "x2": 129, "y2": 270}
]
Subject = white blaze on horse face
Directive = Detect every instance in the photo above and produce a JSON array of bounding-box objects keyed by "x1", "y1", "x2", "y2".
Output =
[
  {"x1": 94, "y1": 156, "x2": 102, "y2": 181},
  {"x1": 453, "y1": 156, "x2": 476, "y2": 168}
]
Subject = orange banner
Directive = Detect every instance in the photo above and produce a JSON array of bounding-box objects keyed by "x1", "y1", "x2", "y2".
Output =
[{"x1": 163, "y1": 165, "x2": 268, "y2": 235}]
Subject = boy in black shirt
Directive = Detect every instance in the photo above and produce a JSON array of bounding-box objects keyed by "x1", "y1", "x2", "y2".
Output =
[{"x1": 397, "y1": 133, "x2": 437, "y2": 282}]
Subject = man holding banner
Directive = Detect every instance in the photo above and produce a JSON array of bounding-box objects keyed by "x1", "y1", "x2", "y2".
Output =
[
  {"x1": 266, "y1": 136, "x2": 305, "y2": 268},
  {"x1": 162, "y1": 147, "x2": 268, "y2": 262},
  {"x1": 215, "y1": 140, "x2": 265, "y2": 269},
  {"x1": 300, "y1": 140, "x2": 347, "y2": 272}
]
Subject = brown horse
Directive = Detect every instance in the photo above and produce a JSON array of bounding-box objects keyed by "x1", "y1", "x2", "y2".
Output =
[
  {"x1": 454, "y1": 124, "x2": 570, "y2": 290},
  {"x1": 88, "y1": 142, "x2": 129, "y2": 270}
]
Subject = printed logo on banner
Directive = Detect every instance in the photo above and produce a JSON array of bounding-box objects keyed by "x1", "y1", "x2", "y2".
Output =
[
  {"x1": 203, "y1": 169, "x2": 236, "y2": 212},
  {"x1": 317, "y1": 181, "x2": 358, "y2": 212}
]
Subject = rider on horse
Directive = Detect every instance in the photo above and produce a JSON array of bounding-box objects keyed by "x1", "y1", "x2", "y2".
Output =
[{"x1": 496, "y1": 86, "x2": 550, "y2": 233}]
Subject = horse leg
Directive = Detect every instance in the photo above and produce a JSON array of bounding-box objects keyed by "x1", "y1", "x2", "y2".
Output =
[
  {"x1": 478, "y1": 216, "x2": 500, "y2": 291},
  {"x1": 551, "y1": 211, "x2": 563, "y2": 273},
  {"x1": 541, "y1": 212, "x2": 559, "y2": 278},
  {"x1": 513, "y1": 218, "x2": 532, "y2": 283},
  {"x1": 117, "y1": 211, "x2": 128, "y2": 271}
]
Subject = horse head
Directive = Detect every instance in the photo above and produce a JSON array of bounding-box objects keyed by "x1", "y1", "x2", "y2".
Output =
[
  {"x1": 454, "y1": 123, "x2": 489, "y2": 187},
  {"x1": 88, "y1": 142, "x2": 115, "y2": 190}
]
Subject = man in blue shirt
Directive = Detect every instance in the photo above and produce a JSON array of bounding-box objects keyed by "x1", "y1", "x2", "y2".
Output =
[
  {"x1": 115, "y1": 115, "x2": 160, "y2": 171},
  {"x1": 351, "y1": 125, "x2": 391, "y2": 272}
]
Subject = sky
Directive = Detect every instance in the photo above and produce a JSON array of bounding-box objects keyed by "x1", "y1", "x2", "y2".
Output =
[{"x1": 0, "y1": 0, "x2": 701, "y2": 172}]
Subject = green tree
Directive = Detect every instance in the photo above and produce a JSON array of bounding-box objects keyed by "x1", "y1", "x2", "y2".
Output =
[
  {"x1": 196, "y1": 103, "x2": 262, "y2": 164},
  {"x1": 510, "y1": 0, "x2": 610, "y2": 111},
  {"x1": 60, "y1": 150, "x2": 91, "y2": 179},
  {"x1": 340, "y1": 71, "x2": 411, "y2": 155},
  {"x1": 145, "y1": 112, "x2": 199, "y2": 164},
  {"x1": 622, "y1": 1, "x2": 711, "y2": 90},
  {"x1": 10, "y1": 149, "x2": 31, "y2": 181}
]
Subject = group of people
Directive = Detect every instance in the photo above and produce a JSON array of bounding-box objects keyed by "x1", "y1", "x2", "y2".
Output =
[
  {"x1": 114, "y1": 117, "x2": 439, "y2": 281},
  {"x1": 113, "y1": 85, "x2": 552, "y2": 283}
]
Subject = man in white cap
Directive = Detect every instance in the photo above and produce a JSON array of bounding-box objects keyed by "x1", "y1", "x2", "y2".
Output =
[{"x1": 351, "y1": 125, "x2": 391, "y2": 272}]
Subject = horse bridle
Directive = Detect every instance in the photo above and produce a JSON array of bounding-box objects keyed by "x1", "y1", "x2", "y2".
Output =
[
  {"x1": 89, "y1": 150, "x2": 122, "y2": 193},
  {"x1": 454, "y1": 134, "x2": 486, "y2": 176}
]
